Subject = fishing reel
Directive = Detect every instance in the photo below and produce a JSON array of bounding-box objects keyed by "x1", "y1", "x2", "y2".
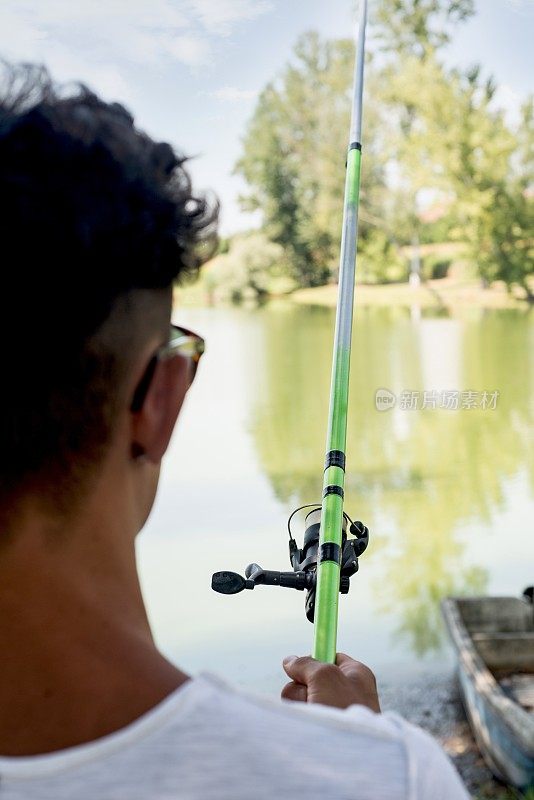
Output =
[{"x1": 211, "y1": 505, "x2": 369, "y2": 623}]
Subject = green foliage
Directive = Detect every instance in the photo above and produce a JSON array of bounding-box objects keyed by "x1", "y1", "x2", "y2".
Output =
[
  {"x1": 374, "y1": 50, "x2": 533, "y2": 295},
  {"x1": 423, "y1": 254, "x2": 452, "y2": 279},
  {"x1": 359, "y1": 230, "x2": 407, "y2": 283},
  {"x1": 419, "y1": 213, "x2": 457, "y2": 244},
  {"x1": 204, "y1": 232, "x2": 289, "y2": 302},
  {"x1": 462, "y1": 99, "x2": 534, "y2": 299},
  {"x1": 468, "y1": 183, "x2": 534, "y2": 298},
  {"x1": 372, "y1": 0, "x2": 475, "y2": 59},
  {"x1": 235, "y1": 32, "x2": 387, "y2": 287},
  {"x1": 235, "y1": 1, "x2": 533, "y2": 297}
]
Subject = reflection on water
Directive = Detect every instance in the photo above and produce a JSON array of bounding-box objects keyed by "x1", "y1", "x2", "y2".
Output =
[{"x1": 138, "y1": 304, "x2": 534, "y2": 690}]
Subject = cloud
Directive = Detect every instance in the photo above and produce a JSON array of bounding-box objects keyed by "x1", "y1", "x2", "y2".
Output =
[
  {"x1": 149, "y1": 33, "x2": 211, "y2": 68},
  {"x1": 0, "y1": 0, "x2": 272, "y2": 97},
  {"x1": 0, "y1": 1, "x2": 208, "y2": 71},
  {"x1": 188, "y1": 0, "x2": 273, "y2": 32},
  {"x1": 210, "y1": 86, "x2": 258, "y2": 102}
]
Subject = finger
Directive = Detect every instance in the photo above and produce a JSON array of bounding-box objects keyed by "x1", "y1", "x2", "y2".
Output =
[
  {"x1": 336, "y1": 653, "x2": 374, "y2": 678},
  {"x1": 335, "y1": 652, "x2": 359, "y2": 667},
  {"x1": 282, "y1": 655, "x2": 322, "y2": 683},
  {"x1": 281, "y1": 681, "x2": 307, "y2": 703},
  {"x1": 336, "y1": 653, "x2": 371, "y2": 671}
]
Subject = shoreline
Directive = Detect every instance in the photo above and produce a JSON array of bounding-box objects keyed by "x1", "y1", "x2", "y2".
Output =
[
  {"x1": 290, "y1": 277, "x2": 529, "y2": 311},
  {"x1": 175, "y1": 277, "x2": 531, "y2": 311}
]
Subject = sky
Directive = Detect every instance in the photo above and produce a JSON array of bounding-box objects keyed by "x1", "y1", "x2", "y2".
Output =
[{"x1": 0, "y1": 0, "x2": 532, "y2": 234}]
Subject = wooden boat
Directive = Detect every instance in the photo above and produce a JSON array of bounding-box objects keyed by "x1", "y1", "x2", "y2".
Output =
[{"x1": 441, "y1": 593, "x2": 534, "y2": 789}]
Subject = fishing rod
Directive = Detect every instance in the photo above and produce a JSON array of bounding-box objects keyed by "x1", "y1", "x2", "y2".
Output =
[{"x1": 211, "y1": 0, "x2": 370, "y2": 664}]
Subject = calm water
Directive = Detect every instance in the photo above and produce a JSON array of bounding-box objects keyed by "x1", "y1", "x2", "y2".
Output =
[{"x1": 137, "y1": 303, "x2": 534, "y2": 692}]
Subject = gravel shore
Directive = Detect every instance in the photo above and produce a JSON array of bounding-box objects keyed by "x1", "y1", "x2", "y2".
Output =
[{"x1": 380, "y1": 672, "x2": 509, "y2": 799}]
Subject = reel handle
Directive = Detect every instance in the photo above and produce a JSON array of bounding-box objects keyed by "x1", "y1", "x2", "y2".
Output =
[
  {"x1": 244, "y1": 566, "x2": 313, "y2": 590},
  {"x1": 211, "y1": 571, "x2": 254, "y2": 595},
  {"x1": 212, "y1": 566, "x2": 315, "y2": 593}
]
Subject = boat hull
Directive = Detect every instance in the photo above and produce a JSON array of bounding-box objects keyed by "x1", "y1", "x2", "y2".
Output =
[
  {"x1": 457, "y1": 659, "x2": 534, "y2": 787},
  {"x1": 442, "y1": 596, "x2": 534, "y2": 790}
]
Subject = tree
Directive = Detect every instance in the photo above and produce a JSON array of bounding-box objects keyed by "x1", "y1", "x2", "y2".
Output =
[
  {"x1": 235, "y1": 33, "x2": 387, "y2": 287},
  {"x1": 434, "y1": 74, "x2": 533, "y2": 298},
  {"x1": 370, "y1": 2, "x2": 532, "y2": 296},
  {"x1": 375, "y1": 48, "x2": 533, "y2": 295},
  {"x1": 236, "y1": 3, "x2": 532, "y2": 295},
  {"x1": 372, "y1": 0, "x2": 475, "y2": 59},
  {"x1": 473, "y1": 98, "x2": 534, "y2": 301},
  {"x1": 371, "y1": 0, "x2": 474, "y2": 254}
]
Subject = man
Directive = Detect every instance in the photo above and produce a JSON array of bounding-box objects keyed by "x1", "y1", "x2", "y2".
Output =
[{"x1": 0, "y1": 63, "x2": 468, "y2": 799}]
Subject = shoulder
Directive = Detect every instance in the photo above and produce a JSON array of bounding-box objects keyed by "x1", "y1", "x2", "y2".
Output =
[
  {"x1": 200, "y1": 671, "x2": 403, "y2": 740},
  {"x1": 197, "y1": 673, "x2": 469, "y2": 800}
]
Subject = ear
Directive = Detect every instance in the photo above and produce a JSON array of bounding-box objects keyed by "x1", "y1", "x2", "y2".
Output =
[{"x1": 130, "y1": 356, "x2": 189, "y2": 464}]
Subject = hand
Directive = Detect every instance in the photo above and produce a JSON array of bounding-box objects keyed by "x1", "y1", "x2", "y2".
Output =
[{"x1": 281, "y1": 653, "x2": 380, "y2": 712}]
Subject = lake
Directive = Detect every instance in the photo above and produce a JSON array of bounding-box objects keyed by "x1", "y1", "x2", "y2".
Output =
[{"x1": 137, "y1": 303, "x2": 533, "y2": 693}]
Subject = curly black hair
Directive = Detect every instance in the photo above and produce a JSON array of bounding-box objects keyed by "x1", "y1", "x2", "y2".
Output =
[{"x1": 0, "y1": 63, "x2": 218, "y2": 512}]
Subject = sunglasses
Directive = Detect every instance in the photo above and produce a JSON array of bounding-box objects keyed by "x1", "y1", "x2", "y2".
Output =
[{"x1": 131, "y1": 324, "x2": 205, "y2": 413}]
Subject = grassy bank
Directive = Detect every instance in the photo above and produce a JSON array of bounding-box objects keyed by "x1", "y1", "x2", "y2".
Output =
[
  {"x1": 291, "y1": 276, "x2": 528, "y2": 311},
  {"x1": 174, "y1": 275, "x2": 530, "y2": 311}
]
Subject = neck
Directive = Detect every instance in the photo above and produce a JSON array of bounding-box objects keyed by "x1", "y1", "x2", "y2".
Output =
[{"x1": 0, "y1": 489, "x2": 187, "y2": 756}]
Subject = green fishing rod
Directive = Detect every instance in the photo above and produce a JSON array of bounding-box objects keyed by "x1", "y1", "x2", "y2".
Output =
[
  {"x1": 211, "y1": 0, "x2": 370, "y2": 663},
  {"x1": 312, "y1": 0, "x2": 369, "y2": 663}
]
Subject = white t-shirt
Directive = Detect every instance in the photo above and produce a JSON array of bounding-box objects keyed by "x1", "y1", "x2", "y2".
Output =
[{"x1": 0, "y1": 673, "x2": 468, "y2": 799}]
